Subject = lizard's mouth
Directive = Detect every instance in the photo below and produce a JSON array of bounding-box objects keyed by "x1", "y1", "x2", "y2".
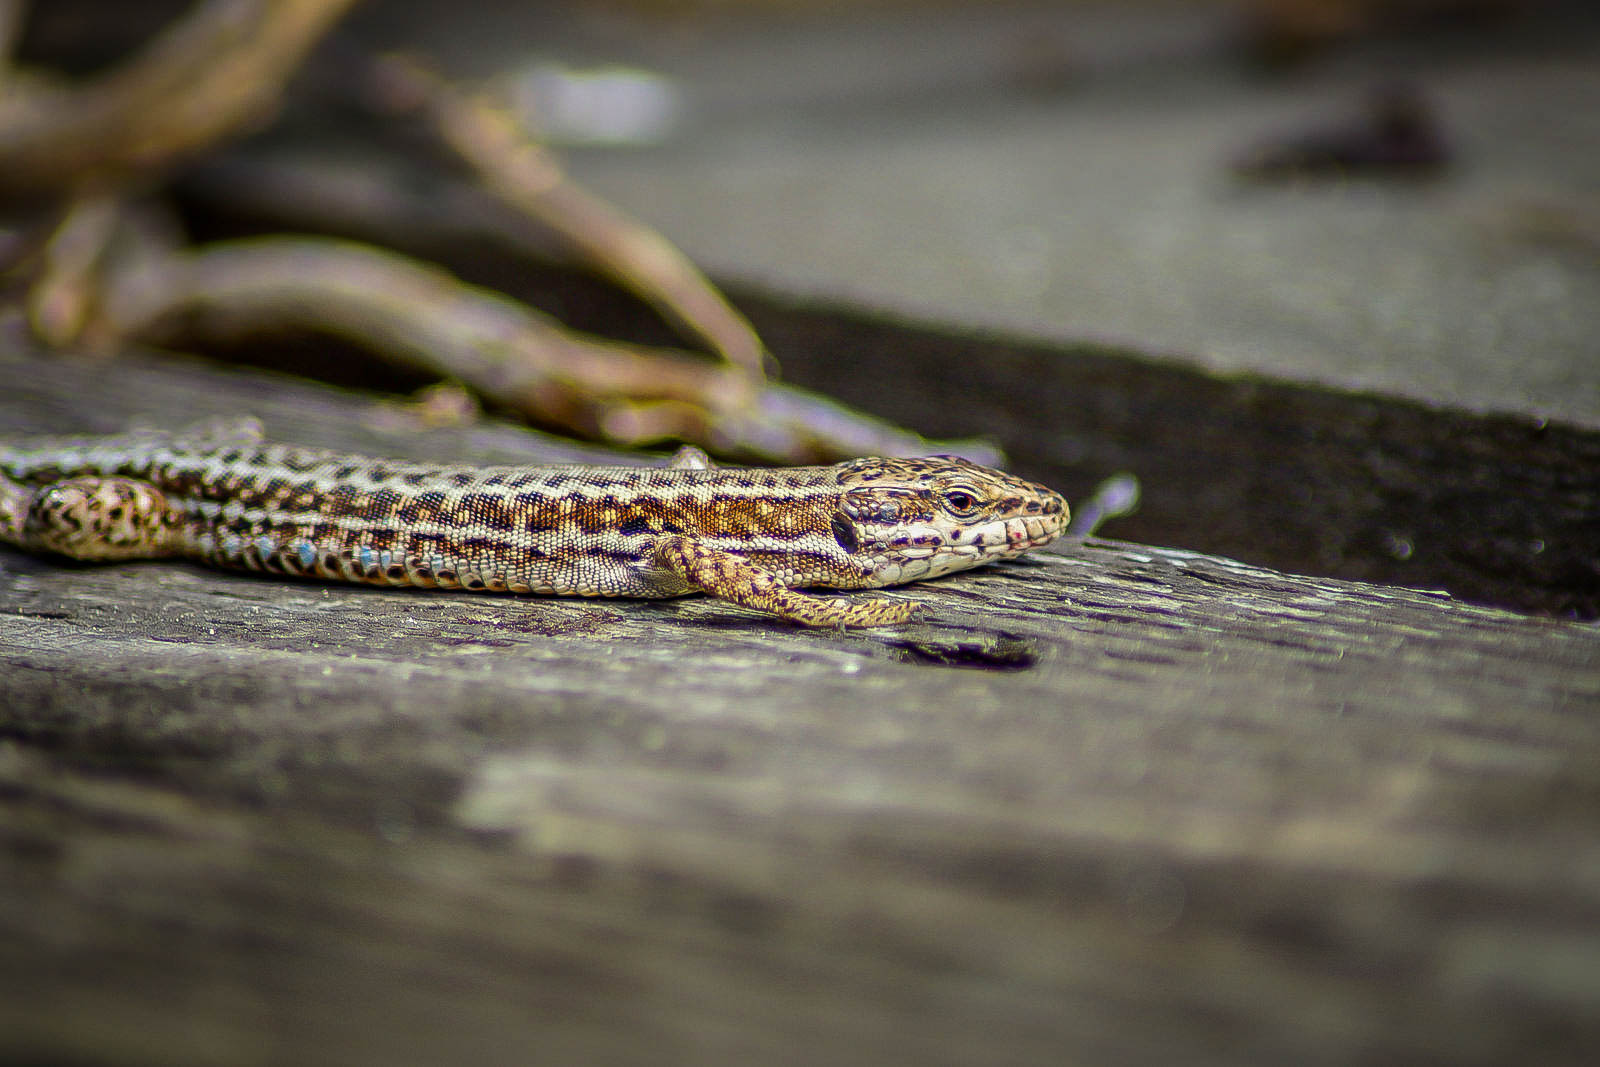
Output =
[
  {"x1": 1004, "y1": 514, "x2": 1063, "y2": 550},
  {"x1": 878, "y1": 512, "x2": 1065, "y2": 563}
]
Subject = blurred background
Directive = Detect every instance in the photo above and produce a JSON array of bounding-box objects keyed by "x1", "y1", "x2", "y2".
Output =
[{"x1": 18, "y1": 0, "x2": 1598, "y2": 417}]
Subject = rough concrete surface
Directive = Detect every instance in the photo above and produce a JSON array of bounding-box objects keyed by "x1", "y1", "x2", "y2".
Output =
[{"x1": 361, "y1": 1, "x2": 1600, "y2": 427}]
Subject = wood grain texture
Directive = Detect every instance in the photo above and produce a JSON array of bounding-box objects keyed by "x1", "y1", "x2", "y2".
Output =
[{"x1": 2, "y1": 336, "x2": 1598, "y2": 1066}]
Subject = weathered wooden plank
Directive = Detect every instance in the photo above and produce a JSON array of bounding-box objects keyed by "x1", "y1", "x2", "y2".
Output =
[{"x1": 2, "y1": 336, "x2": 1598, "y2": 1065}]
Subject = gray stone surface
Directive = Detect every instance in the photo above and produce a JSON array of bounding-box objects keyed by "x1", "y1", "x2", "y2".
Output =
[{"x1": 377, "y1": 2, "x2": 1600, "y2": 427}]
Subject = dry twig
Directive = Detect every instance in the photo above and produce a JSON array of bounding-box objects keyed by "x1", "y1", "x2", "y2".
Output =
[
  {"x1": 375, "y1": 55, "x2": 770, "y2": 385},
  {"x1": 0, "y1": 0, "x2": 360, "y2": 197},
  {"x1": 101, "y1": 235, "x2": 998, "y2": 465}
]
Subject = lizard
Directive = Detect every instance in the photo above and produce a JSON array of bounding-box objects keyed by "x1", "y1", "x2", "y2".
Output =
[{"x1": 0, "y1": 418, "x2": 1068, "y2": 628}]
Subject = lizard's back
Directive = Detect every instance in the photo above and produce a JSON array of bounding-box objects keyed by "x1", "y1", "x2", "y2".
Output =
[{"x1": 0, "y1": 419, "x2": 843, "y2": 598}]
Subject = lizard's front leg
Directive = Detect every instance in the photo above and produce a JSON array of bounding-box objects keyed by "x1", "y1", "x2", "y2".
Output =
[{"x1": 652, "y1": 534, "x2": 920, "y2": 628}]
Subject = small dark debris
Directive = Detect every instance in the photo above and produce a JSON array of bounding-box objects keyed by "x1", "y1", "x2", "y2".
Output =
[
  {"x1": 1232, "y1": 83, "x2": 1451, "y2": 180},
  {"x1": 883, "y1": 633, "x2": 1038, "y2": 671}
]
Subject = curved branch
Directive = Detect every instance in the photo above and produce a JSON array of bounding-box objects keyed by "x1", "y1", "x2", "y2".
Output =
[
  {"x1": 375, "y1": 55, "x2": 770, "y2": 384},
  {"x1": 0, "y1": 0, "x2": 360, "y2": 197}
]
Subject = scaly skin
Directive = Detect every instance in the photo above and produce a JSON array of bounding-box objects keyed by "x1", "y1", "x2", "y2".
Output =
[{"x1": 0, "y1": 419, "x2": 1068, "y2": 627}]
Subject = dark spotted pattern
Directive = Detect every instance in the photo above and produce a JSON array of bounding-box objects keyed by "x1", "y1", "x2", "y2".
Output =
[{"x1": 1, "y1": 419, "x2": 1068, "y2": 627}]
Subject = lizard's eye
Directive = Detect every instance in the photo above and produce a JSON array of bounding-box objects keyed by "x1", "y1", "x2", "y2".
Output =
[{"x1": 943, "y1": 489, "x2": 980, "y2": 516}]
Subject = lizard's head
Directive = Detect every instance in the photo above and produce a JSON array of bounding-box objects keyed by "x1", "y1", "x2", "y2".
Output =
[{"x1": 832, "y1": 456, "x2": 1068, "y2": 585}]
